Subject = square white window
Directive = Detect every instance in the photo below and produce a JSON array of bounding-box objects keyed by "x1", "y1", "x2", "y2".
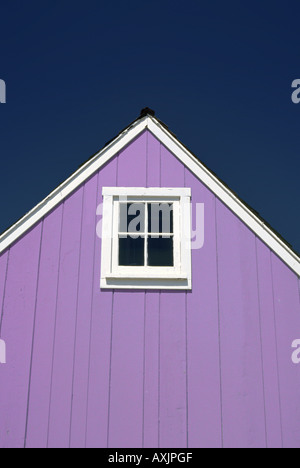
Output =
[{"x1": 100, "y1": 188, "x2": 192, "y2": 289}]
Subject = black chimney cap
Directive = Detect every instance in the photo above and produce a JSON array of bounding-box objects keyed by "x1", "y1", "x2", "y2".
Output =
[{"x1": 140, "y1": 107, "x2": 155, "y2": 117}]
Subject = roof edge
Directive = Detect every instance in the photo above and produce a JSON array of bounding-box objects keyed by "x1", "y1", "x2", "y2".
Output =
[
  {"x1": 0, "y1": 113, "x2": 299, "y2": 277},
  {"x1": 0, "y1": 115, "x2": 149, "y2": 254},
  {"x1": 146, "y1": 116, "x2": 300, "y2": 276}
]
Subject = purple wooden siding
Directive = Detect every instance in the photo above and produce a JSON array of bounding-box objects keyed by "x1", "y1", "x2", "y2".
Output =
[
  {"x1": 85, "y1": 160, "x2": 117, "y2": 448},
  {"x1": 271, "y1": 253, "x2": 300, "y2": 448},
  {"x1": 0, "y1": 251, "x2": 8, "y2": 329},
  {"x1": 255, "y1": 239, "x2": 282, "y2": 448},
  {"x1": 185, "y1": 169, "x2": 222, "y2": 448},
  {"x1": 160, "y1": 146, "x2": 187, "y2": 448},
  {"x1": 107, "y1": 133, "x2": 147, "y2": 448},
  {"x1": 216, "y1": 200, "x2": 266, "y2": 448},
  {"x1": 0, "y1": 226, "x2": 42, "y2": 448},
  {"x1": 0, "y1": 130, "x2": 300, "y2": 448}
]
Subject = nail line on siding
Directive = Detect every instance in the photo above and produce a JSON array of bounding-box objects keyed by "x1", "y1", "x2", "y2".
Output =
[
  {"x1": 146, "y1": 130, "x2": 149, "y2": 189},
  {"x1": 298, "y1": 277, "x2": 300, "y2": 311},
  {"x1": 24, "y1": 219, "x2": 44, "y2": 448},
  {"x1": 84, "y1": 170, "x2": 101, "y2": 448},
  {"x1": 159, "y1": 143, "x2": 162, "y2": 188},
  {"x1": 185, "y1": 290, "x2": 189, "y2": 448},
  {"x1": 158, "y1": 291, "x2": 161, "y2": 449},
  {"x1": 143, "y1": 128, "x2": 148, "y2": 448},
  {"x1": 106, "y1": 291, "x2": 115, "y2": 449},
  {"x1": 158, "y1": 147, "x2": 161, "y2": 448},
  {"x1": 116, "y1": 151, "x2": 119, "y2": 187},
  {"x1": 46, "y1": 202, "x2": 65, "y2": 448},
  {"x1": 106, "y1": 157, "x2": 119, "y2": 448},
  {"x1": 254, "y1": 236, "x2": 268, "y2": 448},
  {"x1": 184, "y1": 168, "x2": 189, "y2": 449},
  {"x1": 214, "y1": 198, "x2": 224, "y2": 448},
  {"x1": 142, "y1": 291, "x2": 146, "y2": 448},
  {"x1": 269, "y1": 253, "x2": 284, "y2": 448},
  {"x1": 0, "y1": 248, "x2": 10, "y2": 336},
  {"x1": 69, "y1": 185, "x2": 85, "y2": 448}
]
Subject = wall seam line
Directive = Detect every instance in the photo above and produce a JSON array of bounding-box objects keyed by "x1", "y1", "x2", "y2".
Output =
[
  {"x1": 270, "y1": 252, "x2": 284, "y2": 448},
  {"x1": 159, "y1": 143, "x2": 162, "y2": 188},
  {"x1": 24, "y1": 219, "x2": 44, "y2": 448},
  {"x1": 142, "y1": 291, "x2": 146, "y2": 448},
  {"x1": 158, "y1": 291, "x2": 161, "y2": 449},
  {"x1": 143, "y1": 133, "x2": 148, "y2": 447},
  {"x1": 146, "y1": 130, "x2": 149, "y2": 189},
  {"x1": 0, "y1": 248, "x2": 10, "y2": 336},
  {"x1": 106, "y1": 291, "x2": 115, "y2": 448},
  {"x1": 46, "y1": 202, "x2": 65, "y2": 448},
  {"x1": 84, "y1": 170, "x2": 101, "y2": 447},
  {"x1": 106, "y1": 155, "x2": 119, "y2": 448},
  {"x1": 185, "y1": 290, "x2": 189, "y2": 448},
  {"x1": 69, "y1": 184, "x2": 85, "y2": 448},
  {"x1": 254, "y1": 236, "x2": 268, "y2": 448},
  {"x1": 158, "y1": 145, "x2": 161, "y2": 448},
  {"x1": 214, "y1": 198, "x2": 224, "y2": 448},
  {"x1": 184, "y1": 167, "x2": 189, "y2": 449},
  {"x1": 116, "y1": 151, "x2": 119, "y2": 187}
]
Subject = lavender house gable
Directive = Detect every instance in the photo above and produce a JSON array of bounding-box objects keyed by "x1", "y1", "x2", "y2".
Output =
[{"x1": 0, "y1": 110, "x2": 300, "y2": 448}]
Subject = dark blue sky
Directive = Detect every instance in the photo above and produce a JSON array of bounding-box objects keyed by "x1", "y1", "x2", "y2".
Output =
[{"x1": 1, "y1": 1, "x2": 300, "y2": 253}]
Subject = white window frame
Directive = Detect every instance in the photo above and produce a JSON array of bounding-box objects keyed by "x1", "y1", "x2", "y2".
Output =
[{"x1": 100, "y1": 187, "x2": 192, "y2": 290}]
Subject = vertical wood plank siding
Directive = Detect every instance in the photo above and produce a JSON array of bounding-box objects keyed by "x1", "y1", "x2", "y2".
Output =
[
  {"x1": 0, "y1": 130, "x2": 299, "y2": 448},
  {"x1": 185, "y1": 169, "x2": 222, "y2": 448},
  {"x1": 159, "y1": 145, "x2": 187, "y2": 448},
  {"x1": 271, "y1": 253, "x2": 300, "y2": 448},
  {"x1": 143, "y1": 133, "x2": 160, "y2": 448},
  {"x1": 85, "y1": 159, "x2": 117, "y2": 448},
  {"x1": 216, "y1": 200, "x2": 266, "y2": 448},
  {"x1": 25, "y1": 205, "x2": 64, "y2": 448},
  {"x1": 0, "y1": 226, "x2": 42, "y2": 448}
]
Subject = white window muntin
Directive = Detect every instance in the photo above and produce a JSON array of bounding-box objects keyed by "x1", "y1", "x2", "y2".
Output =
[
  {"x1": 101, "y1": 188, "x2": 192, "y2": 289},
  {"x1": 111, "y1": 196, "x2": 181, "y2": 276}
]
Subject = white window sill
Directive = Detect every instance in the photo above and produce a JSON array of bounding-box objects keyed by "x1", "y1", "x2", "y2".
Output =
[
  {"x1": 101, "y1": 278, "x2": 191, "y2": 290},
  {"x1": 100, "y1": 187, "x2": 192, "y2": 290},
  {"x1": 104, "y1": 272, "x2": 188, "y2": 280}
]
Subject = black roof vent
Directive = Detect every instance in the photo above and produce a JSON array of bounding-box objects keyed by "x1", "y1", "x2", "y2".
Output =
[{"x1": 140, "y1": 107, "x2": 155, "y2": 117}]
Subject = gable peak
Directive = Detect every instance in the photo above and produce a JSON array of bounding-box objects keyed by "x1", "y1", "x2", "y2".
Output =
[{"x1": 139, "y1": 107, "x2": 155, "y2": 118}]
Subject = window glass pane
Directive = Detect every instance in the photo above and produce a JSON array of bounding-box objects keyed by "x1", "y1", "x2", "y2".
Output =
[
  {"x1": 148, "y1": 203, "x2": 173, "y2": 234},
  {"x1": 147, "y1": 236, "x2": 174, "y2": 267},
  {"x1": 119, "y1": 236, "x2": 145, "y2": 266},
  {"x1": 119, "y1": 203, "x2": 145, "y2": 233}
]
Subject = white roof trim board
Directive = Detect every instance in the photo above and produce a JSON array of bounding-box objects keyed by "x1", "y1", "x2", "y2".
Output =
[{"x1": 0, "y1": 115, "x2": 299, "y2": 276}]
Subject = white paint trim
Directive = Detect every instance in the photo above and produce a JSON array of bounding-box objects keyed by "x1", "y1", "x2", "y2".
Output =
[
  {"x1": 100, "y1": 188, "x2": 192, "y2": 289},
  {"x1": 102, "y1": 187, "x2": 191, "y2": 197},
  {"x1": 0, "y1": 114, "x2": 299, "y2": 277},
  {"x1": 181, "y1": 194, "x2": 192, "y2": 288},
  {"x1": 105, "y1": 273, "x2": 188, "y2": 279},
  {"x1": 101, "y1": 278, "x2": 190, "y2": 290}
]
